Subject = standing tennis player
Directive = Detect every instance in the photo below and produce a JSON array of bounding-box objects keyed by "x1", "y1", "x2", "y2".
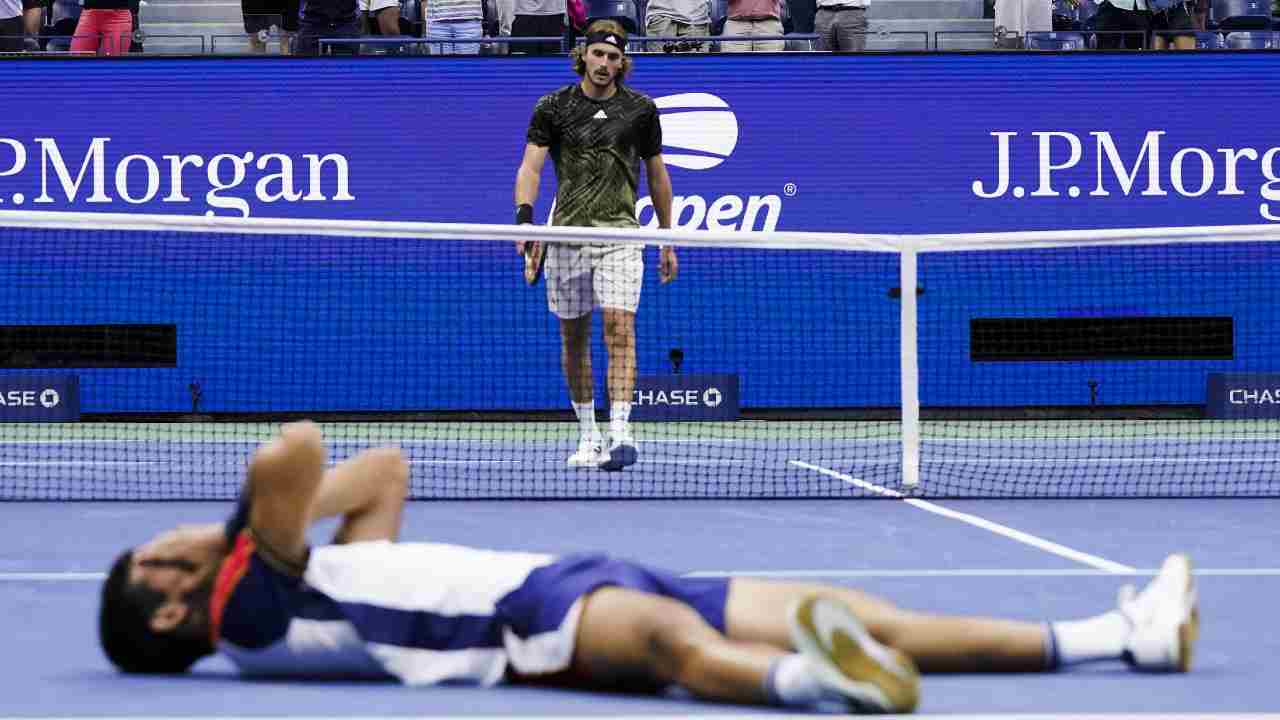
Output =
[{"x1": 513, "y1": 19, "x2": 677, "y2": 472}]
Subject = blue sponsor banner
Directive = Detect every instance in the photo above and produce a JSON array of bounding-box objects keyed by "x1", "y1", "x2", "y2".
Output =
[
  {"x1": 2, "y1": 54, "x2": 1279, "y2": 232},
  {"x1": 632, "y1": 374, "x2": 739, "y2": 422},
  {"x1": 1206, "y1": 373, "x2": 1280, "y2": 419},
  {"x1": 0, "y1": 375, "x2": 80, "y2": 422},
  {"x1": 2, "y1": 56, "x2": 1280, "y2": 414}
]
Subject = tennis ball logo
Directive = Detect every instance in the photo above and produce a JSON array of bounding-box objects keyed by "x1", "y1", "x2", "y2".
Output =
[
  {"x1": 655, "y1": 93, "x2": 739, "y2": 171},
  {"x1": 702, "y1": 388, "x2": 722, "y2": 408},
  {"x1": 39, "y1": 389, "x2": 59, "y2": 408}
]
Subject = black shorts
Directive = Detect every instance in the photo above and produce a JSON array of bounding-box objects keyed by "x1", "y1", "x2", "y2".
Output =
[
  {"x1": 22, "y1": 0, "x2": 40, "y2": 10},
  {"x1": 1094, "y1": 0, "x2": 1151, "y2": 48},
  {"x1": 1149, "y1": 1, "x2": 1195, "y2": 32},
  {"x1": 293, "y1": 14, "x2": 359, "y2": 53},
  {"x1": 511, "y1": 13, "x2": 566, "y2": 54},
  {"x1": 243, "y1": 0, "x2": 300, "y2": 32},
  {"x1": 0, "y1": 15, "x2": 22, "y2": 52}
]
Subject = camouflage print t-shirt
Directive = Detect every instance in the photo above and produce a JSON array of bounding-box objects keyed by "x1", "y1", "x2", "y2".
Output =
[{"x1": 526, "y1": 82, "x2": 662, "y2": 229}]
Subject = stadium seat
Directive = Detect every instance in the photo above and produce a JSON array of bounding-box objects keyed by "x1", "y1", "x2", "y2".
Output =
[
  {"x1": 43, "y1": 0, "x2": 81, "y2": 51},
  {"x1": 1212, "y1": 0, "x2": 1270, "y2": 30},
  {"x1": 1026, "y1": 31, "x2": 1087, "y2": 48},
  {"x1": 1194, "y1": 30, "x2": 1225, "y2": 47},
  {"x1": 1225, "y1": 30, "x2": 1278, "y2": 46},
  {"x1": 586, "y1": 0, "x2": 640, "y2": 32}
]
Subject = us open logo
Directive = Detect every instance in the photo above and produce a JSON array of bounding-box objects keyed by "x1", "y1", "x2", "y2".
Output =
[{"x1": 655, "y1": 93, "x2": 739, "y2": 171}]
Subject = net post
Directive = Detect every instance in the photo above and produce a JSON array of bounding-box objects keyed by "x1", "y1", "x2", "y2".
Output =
[{"x1": 900, "y1": 246, "x2": 921, "y2": 488}]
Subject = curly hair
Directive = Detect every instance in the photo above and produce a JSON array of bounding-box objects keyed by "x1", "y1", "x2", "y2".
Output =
[{"x1": 571, "y1": 19, "x2": 633, "y2": 79}]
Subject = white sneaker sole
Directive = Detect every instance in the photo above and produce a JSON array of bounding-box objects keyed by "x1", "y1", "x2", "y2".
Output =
[
  {"x1": 789, "y1": 595, "x2": 921, "y2": 713},
  {"x1": 1163, "y1": 554, "x2": 1199, "y2": 673},
  {"x1": 1129, "y1": 553, "x2": 1199, "y2": 673},
  {"x1": 566, "y1": 452, "x2": 606, "y2": 469}
]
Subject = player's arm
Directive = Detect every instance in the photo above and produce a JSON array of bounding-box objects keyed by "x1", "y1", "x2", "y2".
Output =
[
  {"x1": 244, "y1": 420, "x2": 328, "y2": 572},
  {"x1": 306, "y1": 447, "x2": 410, "y2": 544},
  {"x1": 645, "y1": 155, "x2": 673, "y2": 230},
  {"x1": 515, "y1": 143, "x2": 549, "y2": 221},
  {"x1": 645, "y1": 154, "x2": 678, "y2": 283}
]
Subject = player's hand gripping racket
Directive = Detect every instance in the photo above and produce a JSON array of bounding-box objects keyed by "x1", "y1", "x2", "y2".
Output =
[
  {"x1": 515, "y1": 204, "x2": 545, "y2": 286},
  {"x1": 522, "y1": 241, "x2": 546, "y2": 286}
]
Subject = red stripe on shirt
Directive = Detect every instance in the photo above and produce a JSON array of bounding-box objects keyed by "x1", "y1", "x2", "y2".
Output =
[{"x1": 209, "y1": 530, "x2": 256, "y2": 645}]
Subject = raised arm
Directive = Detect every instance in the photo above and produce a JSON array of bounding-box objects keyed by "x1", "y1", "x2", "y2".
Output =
[
  {"x1": 307, "y1": 446, "x2": 410, "y2": 544},
  {"x1": 245, "y1": 421, "x2": 329, "y2": 570}
]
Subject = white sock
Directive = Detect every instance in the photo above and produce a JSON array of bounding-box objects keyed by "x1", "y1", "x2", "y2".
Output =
[
  {"x1": 572, "y1": 401, "x2": 597, "y2": 440},
  {"x1": 1049, "y1": 610, "x2": 1131, "y2": 667},
  {"x1": 609, "y1": 401, "x2": 632, "y2": 439},
  {"x1": 764, "y1": 653, "x2": 825, "y2": 706}
]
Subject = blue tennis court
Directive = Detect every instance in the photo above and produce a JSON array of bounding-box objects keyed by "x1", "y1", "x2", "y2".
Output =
[{"x1": 3, "y1": 489, "x2": 1278, "y2": 716}]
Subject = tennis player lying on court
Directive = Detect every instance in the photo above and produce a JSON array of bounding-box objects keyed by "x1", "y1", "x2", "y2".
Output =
[{"x1": 100, "y1": 422, "x2": 1199, "y2": 714}]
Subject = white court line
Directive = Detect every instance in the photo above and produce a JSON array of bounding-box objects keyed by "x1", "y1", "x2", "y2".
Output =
[
  {"x1": 790, "y1": 460, "x2": 1136, "y2": 574},
  {"x1": 8, "y1": 568, "x2": 1280, "y2": 583},
  {"x1": 409, "y1": 460, "x2": 521, "y2": 465},
  {"x1": 0, "y1": 461, "x2": 159, "y2": 467},
  {"x1": 2, "y1": 707, "x2": 1269, "y2": 712},
  {"x1": 2, "y1": 714, "x2": 1277, "y2": 720},
  {"x1": 684, "y1": 568, "x2": 1280, "y2": 578}
]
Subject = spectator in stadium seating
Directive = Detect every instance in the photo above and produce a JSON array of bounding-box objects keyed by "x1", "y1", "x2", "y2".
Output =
[
  {"x1": 358, "y1": 0, "x2": 401, "y2": 46},
  {"x1": 510, "y1": 0, "x2": 565, "y2": 52},
  {"x1": 1093, "y1": 0, "x2": 1149, "y2": 48},
  {"x1": 69, "y1": 0, "x2": 134, "y2": 54},
  {"x1": 644, "y1": 0, "x2": 712, "y2": 51},
  {"x1": 993, "y1": 0, "x2": 1049, "y2": 48},
  {"x1": 293, "y1": 0, "x2": 360, "y2": 54},
  {"x1": 814, "y1": 0, "x2": 868, "y2": 51},
  {"x1": 1149, "y1": 0, "x2": 1195, "y2": 47},
  {"x1": 789, "y1": 0, "x2": 816, "y2": 37},
  {"x1": 494, "y1": 0, "x2": 513, "y2": 50},
  {"x1": 0, "y1": 0, "x2": 21, "y2": 52},
  {"x1": 97, "y1": 420, "x2": 1202, "y2": 714},
  {"x1": 721, "y1": 0, "x2": 784, "y2": 50},
  {"x1": 22, "y1": 0, "x2": 40, "y2": 49},
  {"x1": 425, "y1": 0, "x2": 484, "y2": 53},
  {"x1": 242, "y1": 0, "x2": 298, "y2": 52}
]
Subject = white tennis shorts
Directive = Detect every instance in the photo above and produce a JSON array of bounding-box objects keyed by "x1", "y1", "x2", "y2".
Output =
[
  {"x1": 545, "y1": 243, "x2": 644, "y2": 320},
  {"x1": 358, "y1": 0, "x2": 399, "y2": 13}
]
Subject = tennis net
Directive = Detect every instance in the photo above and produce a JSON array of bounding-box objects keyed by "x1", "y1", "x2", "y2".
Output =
[{"x1": 1, "y1": 211, "x2": 1278, "y2": 499}]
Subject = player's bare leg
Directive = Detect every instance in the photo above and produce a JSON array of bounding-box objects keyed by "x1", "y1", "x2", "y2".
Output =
[
  {"x1": 552, "y1": 587, "x2": 917, "y2": 712},
  {"x1": 724, "y1": 578, "x2": 1049, "y2": 673},
  {"x1": 723, "y1": 560, "x2": 1198, "y2": 675},
  {"x1": 599, "y1": 307, "x2": 637, "y2": 470},
  {"x1": 560, "y1": 314, "x2": 605, "y2": 467}
]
